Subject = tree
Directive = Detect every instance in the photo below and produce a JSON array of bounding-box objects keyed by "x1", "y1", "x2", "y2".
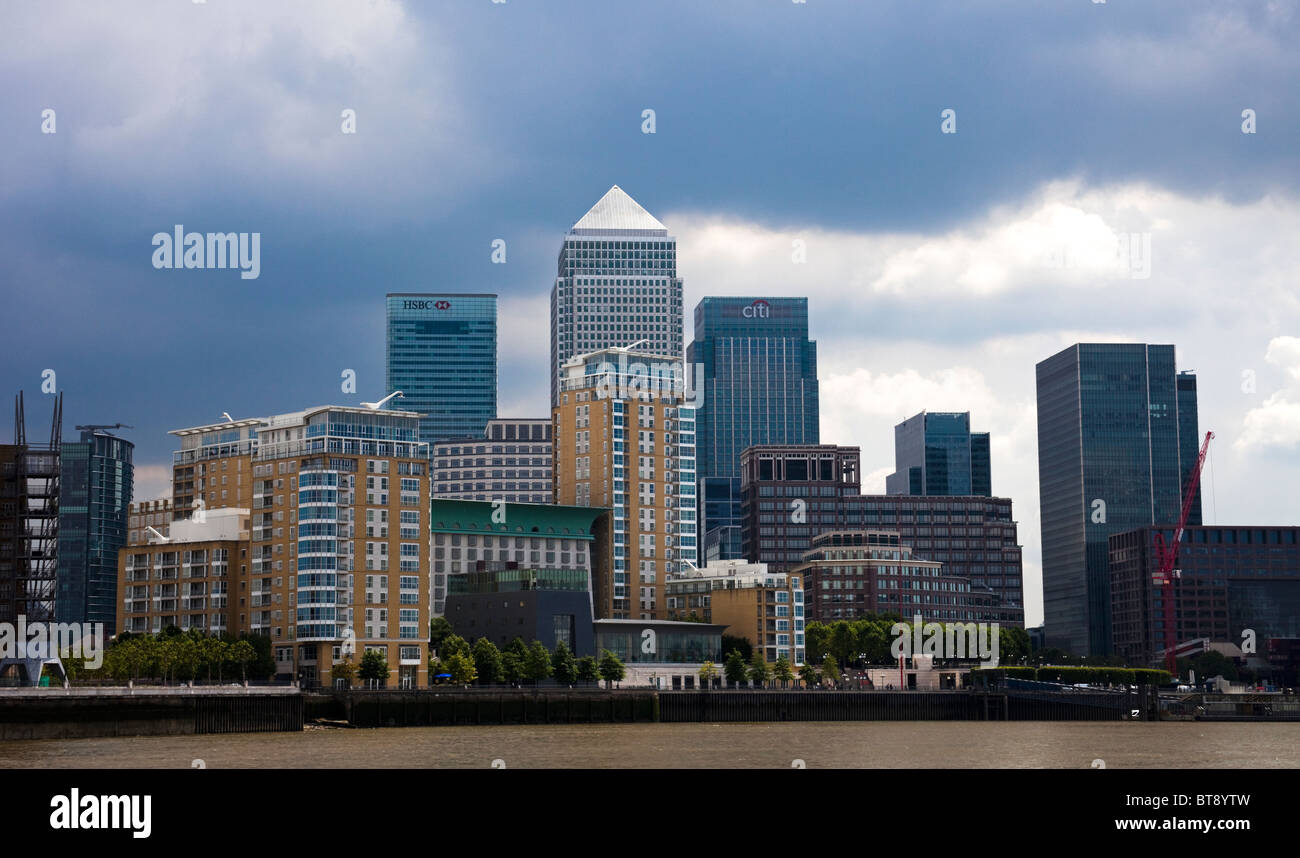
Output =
[
  {"x1": 440, "y1": 634, "x2": 472, "y2": 661},
  {"x1": 856, "y1": 620, "x2": 892, "y2": 664},
  {"x1": 829, "y1": 621, "x2": 858, "y2": 668},
  {"x1": 502, "y1": 652, "x2": 524, "y2": 685},
  {"x1": 748, "y1": 650, "x2": 771, "y2": 687},
  {"x1": 805, "y1": 622, "x2": 831, "y2": 663},
  {"x1": 998, "y1": 627, "x2": 1031, "y2": 666},
  {"x1": 429, "y1": 617, "x2": 455, "y2": 652},
  {"x1": 598, "y1": 650, "x2": 625, "y2": 688},
  {"x1": 721, "y1": 635, "x2": 752, "y2": 663},
  {"x1": 332, "y1": 656, "x2": 357, "y2": 689},
  {"x1": 773, "y1": 656, "x2": 794, "y2": 688},
  {"x1": 576, "y1": 655, "x2": 600, "y2": 685},
  {"x1": 698, "y1": 661, "x2": 718, "y2": 687},
  {"x1": 551, "y1": 641, "x2": 578, "y2": 686},
  {"x1": 445, "y1": 652, "x2": 478, "y2": 685},
  {"x1": 525, "y1": 640, "x2": 553, "y2": 684},
  {"x1": 227, "y1": 639, "x2": 256, "y2": 682},
  {"x1": 472, "y1": 638, "x2": 503, "y2": 685},
  {"x1": 724, "y1": 650, "x2": 749, "y2": 687},
  {"x1": 798, "y1": 663, "x2": 819, "y2": 688},
  {"x1": 821, "y1": 654, "x2": 840, "y2": 686},
  {"x1": 359, "y1": 649, "x2": 390, "y2": 686}
]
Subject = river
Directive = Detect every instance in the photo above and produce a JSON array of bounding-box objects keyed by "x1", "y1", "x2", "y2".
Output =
[{"x1": 2, "y1": 721, "x2": 1298, "y2": 768}]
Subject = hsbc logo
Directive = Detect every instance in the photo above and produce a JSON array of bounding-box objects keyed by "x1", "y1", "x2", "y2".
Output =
[
  {"x1": 742, "y1": 300, "x2": 770, "y2": 319},
  {"x1": 403, "y1": 300, "x2": 451, "y2": 310}
]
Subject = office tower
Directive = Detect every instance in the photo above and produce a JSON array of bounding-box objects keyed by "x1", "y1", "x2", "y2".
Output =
[
  {"x1": 552, "y1": 347, "x2": 696, "y2": 619},
  {"x1": 158, "y1": 405, "x2": 431, "y2": 688},
  {"x1": 665, "y1": 559, "x2": 805, "y2": 665},
  {"x1": 431, "y1": 418, "x2": 553, "y2": 505},
  {"x1": 386, "y1": 293, "x2": 497, "y2": 445},
  {"x1": 1110, "y1": 525, "x2": 1300, "y2": 674},
  {"x1": 56, "y1": 428, "x2": 134, "y2": 628},
  {"x1": 739, "y1": 443, "x2": 1024, "y2": 626},
  {"x1": 0, "y1": 392, "x2": 62, "y2": 626},
  {"x1": 1036, "y1": 343, "x2": 1201, "y2": 657},
  {"x1": 689, "y1": 297, "x2": 819, "y2": 562},
  {"x1": 885, "y1": 411, "x2": 991, "y2": 496},
  {"x1": 549, "y1": 186, "x2": 684, "y2": 408},
  {"x1": 430, "y1": 498, "x2": 609, "y2": 640}
]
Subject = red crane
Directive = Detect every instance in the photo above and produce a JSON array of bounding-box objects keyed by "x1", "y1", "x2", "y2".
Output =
[{"x1": 1153, "y1": 431, "x2": 1214, "y2": 675}]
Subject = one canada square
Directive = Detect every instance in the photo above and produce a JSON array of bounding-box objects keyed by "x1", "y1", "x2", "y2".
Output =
[{"x1": 549, "y1": 186, "x2": 684, "y2": 407}]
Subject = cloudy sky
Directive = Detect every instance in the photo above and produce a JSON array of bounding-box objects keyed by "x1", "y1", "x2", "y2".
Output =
[{"x1": 2, "y1": 0, "x2": 1298, "y2": 626}]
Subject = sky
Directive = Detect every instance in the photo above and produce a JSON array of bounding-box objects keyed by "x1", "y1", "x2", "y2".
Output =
[{"x1": 2, "y1": 0, "x2": 1298, "y2": 627}]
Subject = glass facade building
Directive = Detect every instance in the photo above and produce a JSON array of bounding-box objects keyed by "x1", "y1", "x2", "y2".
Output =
[
  {"x1": 885, "y1": 411, "x2": 990, "y2": 497},
  {"x1": 688, "y1": 297, "x2": 819, "y2": 561},
  {"x1": 1036, "y1": 343, "x2": 1201, "y2": 657},
  {"x1": 549, "y1": 186, "x2": 684, "y2": 408},
  {"x1": 56, "y1": 430, "x2": 134, "y2": 628},
  {"x1": 386, "y1": 293, "x2": 497, "y2": 445}
]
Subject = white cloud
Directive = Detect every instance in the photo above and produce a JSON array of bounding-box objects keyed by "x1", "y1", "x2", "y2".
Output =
[
  {"x1": 668, "y1": 180, "x2": 1300, "y2": 626},
  {"x1": 131, "y1": 464, "x2": 173, "y2": 505},
  {"x1": 1237, "y1": 336, "x2": 1300, "y2": 451}
]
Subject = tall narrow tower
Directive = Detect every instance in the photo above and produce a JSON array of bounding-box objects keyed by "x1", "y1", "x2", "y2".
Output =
[{"x1": 550, "y1": 186, "x2": 683, "y2": 408}]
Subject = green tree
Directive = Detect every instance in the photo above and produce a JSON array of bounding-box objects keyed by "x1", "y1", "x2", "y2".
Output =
[
  {"x1": 429, "y1": 617, "x2": 455, "y2": 652},
  {"x1": 724, "y1": 649, "x2": 749, "y2": 686},
  {"x1": 798, "y1": 663, "x2": 819, "y2": 688},
  {"x1": 805, "y1": 622, "x2": 831, "y2": 663},
  {"x1": 576, "y1": 655, "x2": 600, "y2": 685},
  {"x1": 359, "y1": 649, "x2": 389, "y2": 686},
  {"x1": 332, "y1": 656, "x2": 357, "y2": 688},
  {"x1": 698, "y1": 661, "x2": 718, "y2": 687},
  {"x1": 748, "y1": 650, "x2": 771, "y2": 687},
  {"x1": 829, "y1": 621, "x2": 859, "y2": 667},
  {"x1": 821, "y1": 654, "x2": 840, "y2": 686},
  {"x1": 230, "y1": 639, "x2": 257, "y2": 682},
  {"x1": 597, "y1": 650, "x2": 626, "y2": 688},
  {"x1": 439, "y1": 634, "x2": 472, "y2": 661},
  {"x1": 856, "y1": 620, "x2": 892, "y2": 664},
  {"x1": 551, "y1": 641, "x2": 579, "y2": 686},
  {"x1": 445, "y1": 651, "x2": 477, "y2": 685},
  {"x1": 720, "y1": 635, "x2": 752, "y2": 663},
  {"x1": 998, "y1": 627, "x2": 1031, "y2": 665},
  {"x1": 502, "y1": 652, "x2": 524, "y2": 685},
  {"x1": 471, "y1": 638, "x2": 504, "y2": 685},
  {"x1": 773, "y1": 656, "x2": 794, "y2": 688},
  {"x1": 524, "y1": 640, "x2": 553, "y2": 683}
]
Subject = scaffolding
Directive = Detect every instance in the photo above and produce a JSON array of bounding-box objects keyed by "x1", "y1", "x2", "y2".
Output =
[{"x1": 5, "y1": 391, "x2": 62, "y2": 624}]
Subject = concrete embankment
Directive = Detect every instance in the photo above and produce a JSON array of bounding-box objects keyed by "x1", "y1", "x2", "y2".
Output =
[{"x1": 0, "y1": 688, "x2": 303, "y2": 739}]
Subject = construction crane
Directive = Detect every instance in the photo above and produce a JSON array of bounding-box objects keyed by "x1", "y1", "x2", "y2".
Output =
[
  {"x1": 75, "y1": 423, "x2": 133, "y2": 432},
  {"x1": 1153, "y1": 430, "x2": 1214, "y2": 675}
]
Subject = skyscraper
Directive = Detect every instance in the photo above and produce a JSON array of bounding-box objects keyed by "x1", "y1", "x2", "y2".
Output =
[
  {"x1": 56, "y1": 428, "x2": 134, "y2": 628},
  {"x1": 1036, "y1": 343, "x2": 1201, "y2": 657},
  {"x1": 552, "y1": 347, "x2": 696, "y2": 619},
  {"x1": 386, "y1": 293, "x2": 497, "y2": 445},
  {"x1": 549, "y1": 186, "x2": 684, "y2": 408},
  {"x1": 885, "y1": 411, "x2": 991, "y2": 497},
  {"x1": 688, "y1": 297, "x2": 819, "y2": 560}
]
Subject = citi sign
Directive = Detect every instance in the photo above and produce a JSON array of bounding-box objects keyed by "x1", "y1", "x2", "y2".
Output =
[
  {"x1": 403, "y1": 300, "x2": 451, "y2": 310},
  {"x1": 741, "y1": 300, "x2": 771, "y2": 319}
]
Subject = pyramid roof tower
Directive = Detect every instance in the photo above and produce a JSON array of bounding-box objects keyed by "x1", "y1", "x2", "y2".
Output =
[{"x1": 570, "y1": 185, "x2": 668, "y2": 235}]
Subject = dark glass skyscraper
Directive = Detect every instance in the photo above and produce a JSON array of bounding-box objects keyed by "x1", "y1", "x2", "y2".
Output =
[
  {"x1": 1036, "y1": 343, "x2": 1201, "y2": 657},
  {"x1": 56, "y1": 429, "x2": 133, "y2": 628},
  {"x1": 386, "y1": 293, "x2": 497, "y2": 445},
  {"x1": 688, "y1": 297, "x2": 819, "y2": 560},
  {"x1": 885, "y1": 411, "x2": 991, "y2": 496}
]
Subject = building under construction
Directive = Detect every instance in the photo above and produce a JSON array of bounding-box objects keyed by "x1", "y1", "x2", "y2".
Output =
[{"x1": 0, "y1": 392, "x2": 63, "y2": 625}]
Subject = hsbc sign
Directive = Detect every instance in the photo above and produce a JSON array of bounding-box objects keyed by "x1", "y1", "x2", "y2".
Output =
[
  {"x1": 403, "y1": 300, "x2": 451, "y2": 310},
  {"x1": 741, "y1": 299, "x2": 771, "y2": 319}
]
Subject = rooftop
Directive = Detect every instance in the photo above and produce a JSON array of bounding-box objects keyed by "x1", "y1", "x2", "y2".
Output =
[{"x1": 570, "y1": 186, "x2": 668, "y2": 235}]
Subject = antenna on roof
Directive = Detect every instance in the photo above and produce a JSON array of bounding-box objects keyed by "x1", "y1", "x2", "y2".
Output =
[
  {"x1": 221, "y1": 412, "x2": 234, "y2": 423},
  {"x1": 361, "y1": 391, "x2": 404, "y2": 410}
]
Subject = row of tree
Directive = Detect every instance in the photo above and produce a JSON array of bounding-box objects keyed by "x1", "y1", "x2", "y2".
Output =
[
  {"x1": 430, "y1": 633, "x2": 628, "y2": 688},
  {"x1": 67, "y1": 628, "x2": 273, "y2": 683},
  {"x1": 804, "y1": 616, "x2": 1033, "y2": 668},
  {"x1": 709, "y1": 650, "x2": 847, "y2": 688}
]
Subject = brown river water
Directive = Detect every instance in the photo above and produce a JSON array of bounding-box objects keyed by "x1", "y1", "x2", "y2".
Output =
[{"x1": 2, "y1": 722, "x2": 1298, "y2": 768}]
